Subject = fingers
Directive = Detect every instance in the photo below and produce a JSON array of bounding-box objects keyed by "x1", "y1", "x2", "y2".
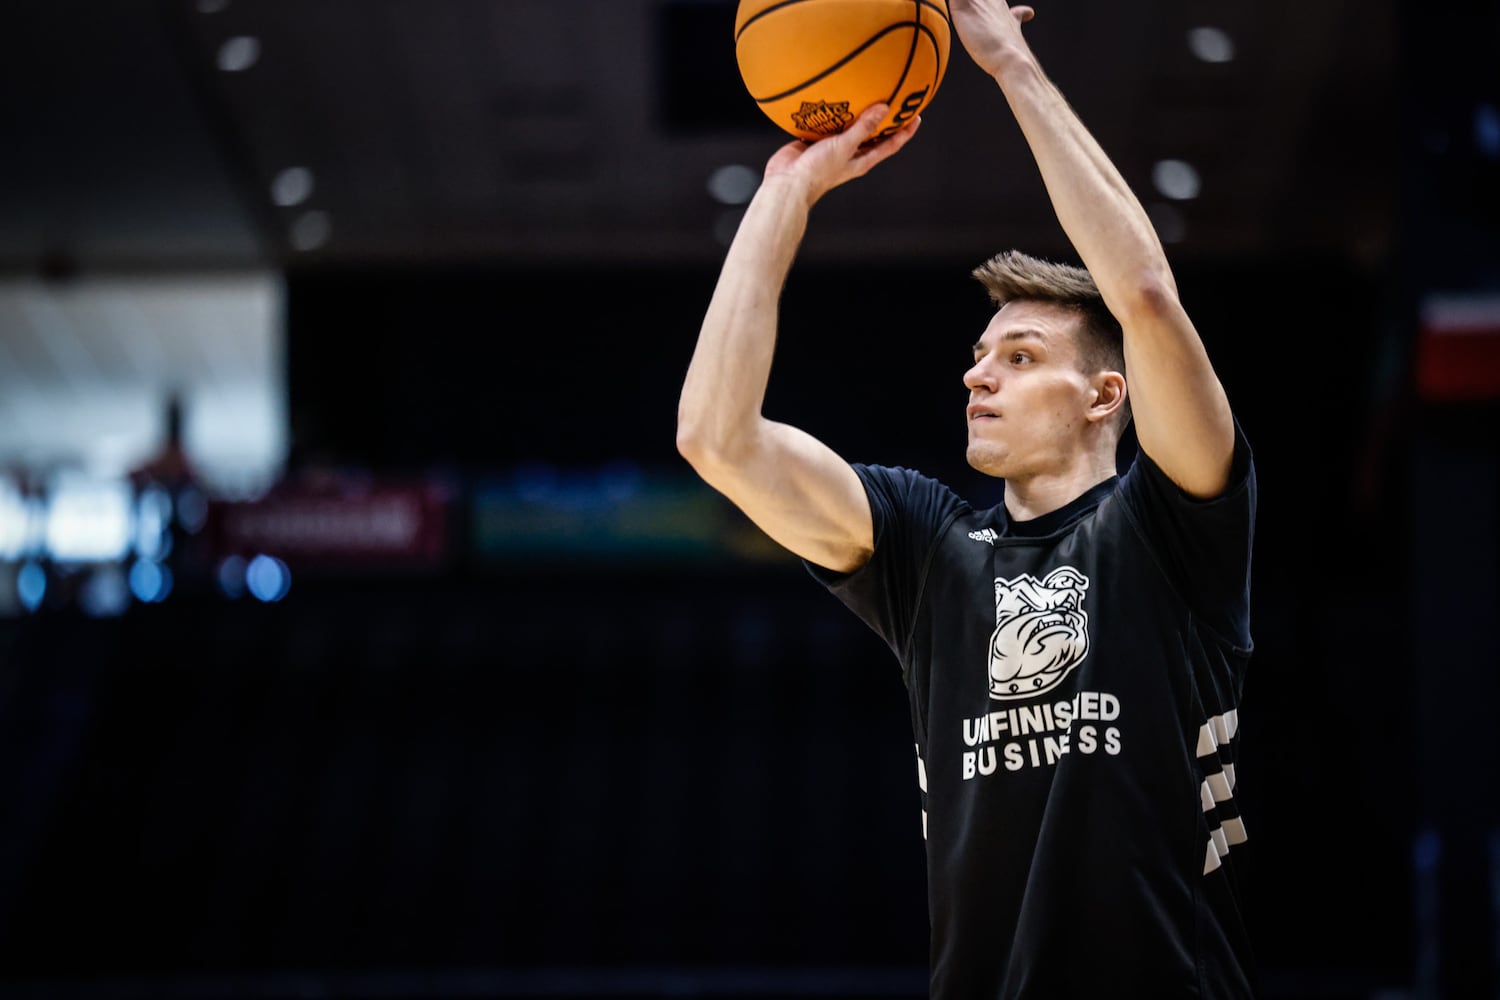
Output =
[
  {"x1": 1012, "y1": 5, "x2": 1035, "y2": 22},
  {"x1": 853, "y1": 114, "x2": 921, "y2": 170},
  {"x1": 843, "y1": 102, "x2": 890, "y2": 147},
  {"x1": 789, "y1": 101, "x2": 915, "y2": 190}
]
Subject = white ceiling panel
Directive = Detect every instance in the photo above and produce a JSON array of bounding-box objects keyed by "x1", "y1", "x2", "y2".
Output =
[{"x1": 0, "y1": 273, "x2": 286, "y2": 495}]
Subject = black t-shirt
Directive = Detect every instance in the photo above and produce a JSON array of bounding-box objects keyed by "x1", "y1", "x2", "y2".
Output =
[{"x1": 807, "y1": 427, "x2": 1258, "y2": 999}]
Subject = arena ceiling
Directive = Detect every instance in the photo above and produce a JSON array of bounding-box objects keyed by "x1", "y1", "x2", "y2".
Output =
[{"x1": 2, "y1": 0, "x2": 1400, "y2": 275}]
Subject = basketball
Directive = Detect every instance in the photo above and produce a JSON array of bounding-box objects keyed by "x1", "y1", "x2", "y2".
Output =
[{"x1": 734, "y1": 0, "x2": 951, "y2": 143}]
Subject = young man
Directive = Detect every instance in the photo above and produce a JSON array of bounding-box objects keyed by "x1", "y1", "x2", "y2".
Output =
[{"x1": 677, "y1": 2, "x2": 1257, "y2": 997}]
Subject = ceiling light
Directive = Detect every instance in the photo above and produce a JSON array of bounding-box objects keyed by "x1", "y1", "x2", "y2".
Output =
[
  {"x1": 1152, "y1": 159, "x2": 1201, "y2": 201},
  {"x1": 706, "y1": 164, "x2": 759, "y2": 206},
  {"x1": 217, "y1": 36, "x2": 260, "y2": 73},
  {"x1": 1187, "y1": 27, "x2": 1235, "y2": 64},
  {"x1": 271, "y1": 167, "x2": 315, "y2": 207}
]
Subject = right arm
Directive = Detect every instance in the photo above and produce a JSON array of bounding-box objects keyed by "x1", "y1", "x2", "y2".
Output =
[{"x1": 676, "y1": 103, "x2": 920, "y2": 573}]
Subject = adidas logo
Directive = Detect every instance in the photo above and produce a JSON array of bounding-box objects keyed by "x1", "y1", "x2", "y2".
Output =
[{"x1": 968, "y1": 528, "x2": 999, "y2": 545}]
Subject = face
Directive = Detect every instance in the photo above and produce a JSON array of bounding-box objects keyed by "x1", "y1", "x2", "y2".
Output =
[{"x1": 963, "y1": 300, "x2": 1103, "y2": 479}]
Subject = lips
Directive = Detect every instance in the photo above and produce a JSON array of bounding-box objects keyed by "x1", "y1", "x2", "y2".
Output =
[{"x1": 967, "y1": 404, "x2": 999, "y2": 421}]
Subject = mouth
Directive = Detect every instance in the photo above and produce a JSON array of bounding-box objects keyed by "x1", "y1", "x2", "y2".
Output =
[{"x1": 966, "y1": 406, "x2": 1000, "y2": 422}]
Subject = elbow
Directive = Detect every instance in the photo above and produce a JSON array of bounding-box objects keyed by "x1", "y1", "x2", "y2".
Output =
[
  {"x1": 675, "y1": 401, "x2": 709, "y2": 462},
  {"x1": 675, "y1": 415, "x2": 729, "y2": 475},
  {"x1": 676, "y1": 413, "x2": 754, "y2": 480},
  {"x1": 1114, "y1": 271, "x2": 1183, "y2": 327},
  {"x1": 675, "y1": 420, "x2": 709, "y2": 468}
]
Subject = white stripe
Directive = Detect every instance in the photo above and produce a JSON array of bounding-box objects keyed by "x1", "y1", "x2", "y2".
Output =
[
  {"x1": 1224, "y1": 762, "x2": 1237, "y2": 791},
  {"x1": 1197, "y1": 710, "x2": 1240, "y2": 758},
  {"x1": 1206, "y1": 771, "x2": 1233, "y2": 804},
  {"x1": 916, "y1": 745, "x2": 928, "y2": 840},
  {"x1": 1196, "y1": 722, "x2": 1217, "y2": 757},
  {"x1": 1199, "y1": 780, "x2": 1216, "y2": 813},
  {"x1": 1204, "y1": 815, "x2": 1249, "y2": 876},
  {"x1": 1218, "y1": 709, "x2": 1239, "y2": 742}
]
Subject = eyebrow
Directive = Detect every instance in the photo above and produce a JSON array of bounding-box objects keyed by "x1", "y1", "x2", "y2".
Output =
[{"x1": 972, "y1": 328, "x2": 1051, "y2": 353}]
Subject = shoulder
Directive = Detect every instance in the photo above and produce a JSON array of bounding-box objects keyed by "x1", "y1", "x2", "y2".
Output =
[
  {"x1": 1120, "y1": 419, "x2": 1256, "y2": 511},
  {"x1": 852, "y1": 463, "x2": 972, "y2": 519}
]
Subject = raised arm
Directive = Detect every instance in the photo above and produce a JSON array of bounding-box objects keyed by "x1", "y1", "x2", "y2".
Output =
[
  {"x1": 952, "y1": 1, "x2": 1236, "y2": 498},
  {"x1": 676, "y1": 104, "x2": 920, "y2": 573}
]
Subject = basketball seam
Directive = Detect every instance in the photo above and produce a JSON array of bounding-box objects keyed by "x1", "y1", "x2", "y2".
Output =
[
  {"x1": 735, "y1": 0, "x2": 950, "y2": 44},
  {"x1": 746, "y1": 22, "x2": 928, "y2": 104},
  {"x1": 735, "y1": 0, "x2": 803, "y2": 41},
  {"x1": 882, "y1": 0, "x2": 923, "y2": 107}
]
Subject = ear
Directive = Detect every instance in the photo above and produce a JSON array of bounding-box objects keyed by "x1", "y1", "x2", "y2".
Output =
[{"x1": 1085, "y1": 371, "x2": 1127, "y2": 424}]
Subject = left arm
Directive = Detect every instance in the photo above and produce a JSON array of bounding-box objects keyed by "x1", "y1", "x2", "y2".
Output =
[{"x1": 951, "y1": 0, "x2": 1235, "y2": 497}]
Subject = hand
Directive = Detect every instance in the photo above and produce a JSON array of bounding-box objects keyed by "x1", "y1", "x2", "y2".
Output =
[
  {"x1": 761, "y1": 102, "x2": 922, "y2": 207},
  {"x1": 950, "y1": 0, "x2": 1036, "y2": 79}
]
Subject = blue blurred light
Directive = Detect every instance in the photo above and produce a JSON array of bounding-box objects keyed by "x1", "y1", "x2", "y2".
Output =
[
  {"x1": 514, "y1": 463, "x2": 557, "y2": 503},
  {"x1": 245, "y1": 554, "x2": 291, "y2": 602},
  {"x1": 80, "y1": 566, "x2": 131, "y2": 618},
  {"x1": 217, "y1": 555, "x2": 248, "y2": 599},
  {"x1": 135, "y1": 486, "x2": 173, "y2": 560},
  {"x1": 129, "y1": 559, "x2": 173, "y2": 604},
  {"x1": 598, "y1": 460, "x2": 644, "y2": 501},
  {"x1": 177, "y1": 486, "x2": 209, "y2": 533},
  {"x1": 16, "y1": 561, "x2": 46, "y2": 612},
  {"x1": 1475, "y1": 102, "x2": 1500, "y2": 160}
]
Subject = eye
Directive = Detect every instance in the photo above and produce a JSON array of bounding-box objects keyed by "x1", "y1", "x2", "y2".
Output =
[{"x1": 1010, "y1": 352, "x2": 1032, "y2": 365}]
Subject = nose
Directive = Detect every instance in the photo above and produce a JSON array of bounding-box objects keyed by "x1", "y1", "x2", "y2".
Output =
[{"x1": 964, "y1": 356, "x2": 998, "y2": 394}]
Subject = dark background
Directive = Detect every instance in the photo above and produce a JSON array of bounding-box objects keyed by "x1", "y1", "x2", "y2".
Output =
[{"x1": 2, "y1": 1, "x2": 1499, "y2": 998}]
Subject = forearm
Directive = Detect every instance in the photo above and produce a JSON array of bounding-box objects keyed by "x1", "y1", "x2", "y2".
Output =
[
  {"x1": 677, "y1": 176, "x2": 811, "y2": 461},
  {"x1": 992, "y1": 56, "x2": 1176, "y2": 318},
  {"x1": 991, "y1": 43, "x2": 1234, "y2": 494}
]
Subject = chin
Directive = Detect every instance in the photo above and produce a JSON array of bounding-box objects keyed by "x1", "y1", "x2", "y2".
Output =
[{"x1": 966, "y1": 443, "x2": 1010, "y2": 479}]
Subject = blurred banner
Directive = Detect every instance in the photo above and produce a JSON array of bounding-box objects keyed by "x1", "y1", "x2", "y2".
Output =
[
  {"x1": 1415, "y1": 293, "x2": 1500, "y2": 403},
  {"x1": 471, "y1": 464, "x2": 794, "y2": 569},
  {"x1": 205, "y1": 478, "x2": 452, "y2": 574}
]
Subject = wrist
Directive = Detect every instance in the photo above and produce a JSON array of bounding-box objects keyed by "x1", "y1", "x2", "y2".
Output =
[
  {"x1": 756, "y1": 173, "x2": 817, "y2": 213},
  {"x1": 990, "y1": 47, "x2": 1044, "y2": 89}
]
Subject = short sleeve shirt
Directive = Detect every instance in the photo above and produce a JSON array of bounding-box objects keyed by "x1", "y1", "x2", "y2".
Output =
[{"x1": 806, "y1": 428, "x2": 1258, "y2": 999}]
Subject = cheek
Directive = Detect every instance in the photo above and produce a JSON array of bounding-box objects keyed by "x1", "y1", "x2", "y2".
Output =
[
  {"x1": 1031, "y1": 382, "x2": 1089, "y2": 430},
  {"x1": 1021, "y1": 377, "x2": 1073, "y2": 408}
]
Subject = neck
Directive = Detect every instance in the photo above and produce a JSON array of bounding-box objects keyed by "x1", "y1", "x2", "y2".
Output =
[{"x1": 1001, "y1": 452, "x2": 1117, "y2": 522}]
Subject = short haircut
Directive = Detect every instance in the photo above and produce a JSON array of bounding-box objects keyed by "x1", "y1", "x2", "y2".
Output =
[{"x1": 970, "y1": 250, "x2": 1131, "y2": 427}]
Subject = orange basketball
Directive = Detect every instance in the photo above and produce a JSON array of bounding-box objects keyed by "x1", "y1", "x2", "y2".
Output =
[{"x1": 734, "y1": 0, "x2": 952, "y2": 143}]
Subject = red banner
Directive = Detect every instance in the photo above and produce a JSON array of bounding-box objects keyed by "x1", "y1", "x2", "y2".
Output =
[
  {"x1": 206, "y1": 479, "x2": 451, "y2": 571},
  {"x1": 1416, "y1": 294, "x2": 1500, "y2": 403}
]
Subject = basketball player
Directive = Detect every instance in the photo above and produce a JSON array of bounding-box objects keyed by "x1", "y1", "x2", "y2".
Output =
[{"x1": 676, "y1": 1, "x2": 1257, "y2": 997}]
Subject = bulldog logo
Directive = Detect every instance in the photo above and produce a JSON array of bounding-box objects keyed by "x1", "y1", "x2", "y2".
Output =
[{"x1": 988, "y1": 566, "x2": 1091, "y2": 700}]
